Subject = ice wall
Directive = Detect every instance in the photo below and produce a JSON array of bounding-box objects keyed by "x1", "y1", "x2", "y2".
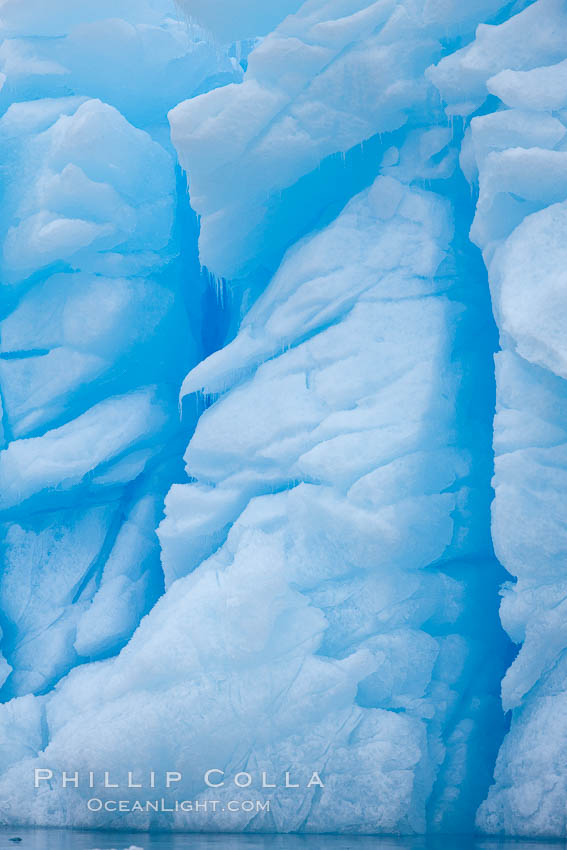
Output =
[
  {"x1": 101, "y1": 0, "x2": 514, "y2": 834},
  {"x1": 169, "y1": 0, "x2": 515, "y2": 282},
  {"x1": 429, "y1": 0, "x2": 567, "y2": 837},
  {"x1": 0, "y1": 0, "x2": 563, "y2": 839},
  {"x1": 0, "y1": 156, "x2": 509, "y2": 834},
  {"x1": 0, "y1": 2, "x2": 238, "y2": 699}
]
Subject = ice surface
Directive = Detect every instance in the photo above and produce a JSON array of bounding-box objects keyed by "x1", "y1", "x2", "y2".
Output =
[
  {"x1": 428, "y1": 0, "x2": 567, "y2": 117},
  {"x1": 0, "y1": 142, "x2": 501, "y2": 830},
  {"x1": 0, "y1": 99, "x2": 175, "y2": 284},
  {"x1": 169, "y1": 0, "x2": 441, "y2": 279},
  {"x1": 0, "y1": 0, "x2": 564, "y2": 839},
  {"x1": 487, "y1": 58, "x2": 567, "y2": 112},
  {"x1": 0, "y1": 0, "x2": 232, "y2": 709},
  {"x1": 154, "y1": 156, "x2": 508, "y2": 833},
  {"x1": 169, "y1": 0, "x2": 527, "y2": 281},
  {"x1": 0, "y1": 388, "x2": 171, "y2": 510},
  {"x1": 74, "y1": 495, "x2": 165, "y2": 658},
  {"x1": 177, "y1": 0, "x2": 305, "y2": 42},
  {"x1": 0, "y1": 0, "x2": 240, "y2": 127},
  {"x1": 427, "y1": 1, "x2": 567, "y2": 836},
  {"x1": 0, "y1": 83, "x2": 186, "y2": 702}
]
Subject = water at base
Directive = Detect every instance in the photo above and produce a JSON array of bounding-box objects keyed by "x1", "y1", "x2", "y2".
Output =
[{"x1": 0, "y1": 832, "x2": 565, "y2": 850}]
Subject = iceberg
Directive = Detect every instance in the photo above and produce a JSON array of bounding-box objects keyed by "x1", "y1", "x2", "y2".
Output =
[{"x1": 0, "y1": 0, "x2": 564, "y2": 839}]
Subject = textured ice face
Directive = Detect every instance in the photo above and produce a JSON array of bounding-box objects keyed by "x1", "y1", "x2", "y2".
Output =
[
  {"x1": 169, "y1": 0, "x2": 441, "y2": 279},
  {"x1": 0, "y1": 1, "x2": 235, "y2": 706},
  {"x1": 168, "y1": 0, "x2": 521, "y2": 281},
  {"x1": 155, "y1": 174, "x2": 509, "y2": 835},
  {"x1": 0, "y1": 140, "x2": 509, "y2": 831},
  {"x1": 0, "y1": 0, "x2": 564, "y2": 839},
  {"x1": 426, "y1": 0, "x2": 567, "y2": 836},
  {"x1": 0, "y1": 0, "x2": 240, "y2": 126}
]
